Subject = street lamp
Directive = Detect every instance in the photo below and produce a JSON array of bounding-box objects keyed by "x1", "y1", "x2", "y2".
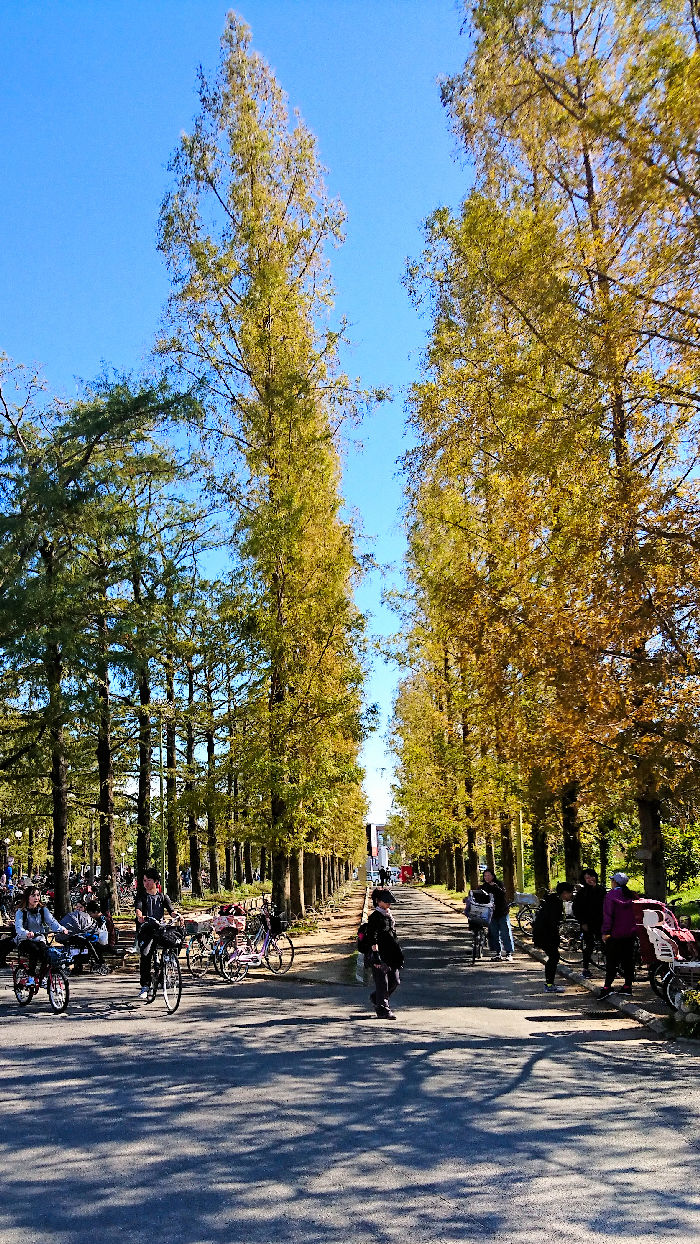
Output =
[
  {"x1": 75, "y1": 838, "x2": 83, "y2": 876},
  {"x1": 14, "y1": 829, "x2": 22, "y2": 876},
  {"x1": 2, "y1": 837, "x2": 9, "y2": 871}
]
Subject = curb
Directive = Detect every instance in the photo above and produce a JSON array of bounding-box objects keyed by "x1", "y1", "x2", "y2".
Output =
[{"x1": 420, "y1": 886, "x2": 674, "y2": 1042}]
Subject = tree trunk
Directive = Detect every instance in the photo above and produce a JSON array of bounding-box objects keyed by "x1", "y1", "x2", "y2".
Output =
[
  {"x1": 290, "y1": 848, "x2": 304, "y2": 917},
  {"x1": 466, "y1": 827, "x2": 479, "y2": 889},
  {"x1": 271, "y1": 843, "x2": 291, "y2": 914},
  {"x1": 500, "y1": 812, "x2": 516, "y2": 903},
  {"x1": 485, "y1": 828, "x2": 496, "y2": 873},
  {"x1": 561, "y1": 780, "x2": 582, "y2": 882},
  {"x1": 531, "y1": 808, "x2": 550, "y2": 896},
  {"x1": 165, "y1": 643, "x2": 180, "y2": 902},
  {"x1": 185, "y1": 659, "x2": 202, "y2": 897},
  {"x1": 234, "y1": 840, "x2": 243, "y2": 885},
  {"x1": 133, "y1": 571, "x2": 151, "y2": 886},
  {"x1": 205, "y1": 666, "x2": 219, "y2": 892},
  {"x1": 96, "y1": 580, "x2": 117, "y2": 911},
  {"x1": 637, "y1": 788, "x2": 667, "y2": 899},
  {"x1": 224, "y1": 842, "x2": 233, "y2": 891},
  {"x1": 189, "y1": 817, "x2": 202, "y2": 898},
  {"x1": 259, "y1": 844, "x2": 267, "y2": 883},
  {"x1": 315, "y1": 853, "x2": 323, "y2": 902},
  {"x1": 303, "y1": 852, "x2": 316, "y2": 907},
  {"x1": 42, "y1": 540, "x2": 69, "y2": 917},
  {"x1": 243, "y1": 839, "x2": 253, "y2": 884},
  {"x1": 598, "y1": 815, "x2": 613, "y2": 889},
  {"x1": 445, "y1": 842, "x2": 456, "y2": 891},
  {"x1": 454, "y1": 844, "x2": 466, "y2": 893}
]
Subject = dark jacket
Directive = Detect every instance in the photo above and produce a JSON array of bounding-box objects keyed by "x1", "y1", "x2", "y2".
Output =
[
  {"x1": 481, "y1": 878, "x2": 509, "y2": 919},
  {"x1": 572, "y1": 883, "x2": 605, "y2": 932},
  {"x1": 532, "y1": 892, "x2": 565, "y2": 947},
  {"x1": 366, "y1": 907, "x2": 404, "y2": 970}
]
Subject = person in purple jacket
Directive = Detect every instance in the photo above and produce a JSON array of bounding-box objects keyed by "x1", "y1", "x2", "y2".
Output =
[{"x1": 600, "y1": 871, "x2": 638, "y2": 998}]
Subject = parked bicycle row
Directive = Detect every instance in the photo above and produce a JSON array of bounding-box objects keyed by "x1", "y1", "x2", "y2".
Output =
[{"x1": 1, "y1": 871, "x2": 296, "y2": 1018}]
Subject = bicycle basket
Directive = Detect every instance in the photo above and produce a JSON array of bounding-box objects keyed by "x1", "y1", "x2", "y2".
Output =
[
  {"x1": 467, "y1": 902, "x2": 493, "y2": 928},
  {"x1": 157, "y1": 925, "x2": 184, "y2": 949},
  {"x1": 270, "y1": 910, "x2": 288, "y2": 935}
]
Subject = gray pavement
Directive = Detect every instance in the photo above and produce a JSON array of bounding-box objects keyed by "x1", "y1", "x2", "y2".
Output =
[{"x1": 1, "y1": 888, "x2": 699, "y2": 1244}]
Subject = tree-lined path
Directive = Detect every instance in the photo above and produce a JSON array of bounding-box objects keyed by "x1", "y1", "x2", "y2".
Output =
[{"x1": 1, "y1": 889, "x2": 698, "y2": 1244}]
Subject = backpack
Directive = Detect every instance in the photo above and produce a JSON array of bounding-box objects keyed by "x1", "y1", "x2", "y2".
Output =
[{"x1": 357, "y1": 922, "x2": 375, "y2": 957}]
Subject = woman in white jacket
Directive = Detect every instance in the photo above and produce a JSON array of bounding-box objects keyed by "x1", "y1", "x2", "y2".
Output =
[{"x1": 14, "y1": 885, "x2": 69, "y2": 986}]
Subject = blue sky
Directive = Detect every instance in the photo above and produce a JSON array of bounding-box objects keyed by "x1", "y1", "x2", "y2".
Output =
[{"x1": 1, "y1": 1, "x2": 471, "y2": 820}]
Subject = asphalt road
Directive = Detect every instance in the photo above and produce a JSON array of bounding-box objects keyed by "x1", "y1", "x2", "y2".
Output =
[{"x1": 1, "y1": 888, "x2": 698, "y2": 1244}]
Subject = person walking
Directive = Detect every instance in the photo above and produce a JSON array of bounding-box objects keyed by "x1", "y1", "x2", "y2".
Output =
[
  {"x1": 366, "y1": 888, "x2": 404, "y2": 1020},
  {"x1": 600, "y1": 872, "x2": 638, "y2": 998},
  {"x1": 481, "y1": 869, "x2": 515, "y2": 962},
  {"x1": 572, "y1": 868, "x2": 605, "y2": 978},
  {"x1": 532, "y1": 882, "x2": 575, "y2": 993}
]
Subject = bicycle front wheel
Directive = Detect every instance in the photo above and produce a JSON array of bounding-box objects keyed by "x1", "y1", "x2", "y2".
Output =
[
  {"x1": 517, "y1": 907, "x2": 534, "y2": 935},
  {"x1": 13, "y1": 965, "x2": 34, "y2": 1006},
  {"x1": 221, "y1": 934, "x2": 250, "y2": 983},
  {"x1": 48, "y1": 968, "x2": 70, "y2": 1014},
  {"x1": 187, "y1": 933, "x2": 211, "y2": 979},
  {"x1": 146, "y1": 952, "x2": 160, "y2": 1003},
  {"x1": 162, "y1": 953, "x2": 182, "y2": 1013},
  {"x1": 649, "y1": 961, "x2": 671, "y2": 999},
  {"x1": 265, "y1": 933, "x2": 295, "y2": 974}
]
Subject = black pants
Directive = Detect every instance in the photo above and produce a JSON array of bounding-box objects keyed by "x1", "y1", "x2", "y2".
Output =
[
  {"x1": 604, "y1": 936, "x2": 635, "y2": 988},
  {"x1": 19, "y1": 939, "x2": 50, "y2": 977},
  {"x1": 138, "y1": 927, "x2": 157, "y2": 986},
  {"x1": 371, "y1": 960, "x2": 400, "y2": 1014},
  {"x1": 539, "y1": 936, "x2": 560, "y2": 985},
  {"x1": 581, "y1": 927, "x2": 600, "y2": 971},
  {"x1": 0, "y1": 933, "x2": 16, "y2": 966}
]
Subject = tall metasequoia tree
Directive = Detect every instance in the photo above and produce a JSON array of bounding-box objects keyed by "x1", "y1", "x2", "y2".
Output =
[
  {"x1": 393, "y1": 2, "x2": 700, "y2": 898},
  {"x1": 158, "y1": 15, "x2": 367, "y2": 910}
]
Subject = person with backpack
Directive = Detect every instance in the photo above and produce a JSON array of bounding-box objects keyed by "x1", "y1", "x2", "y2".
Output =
[
  {"x1": 480, "y1": 869, "x2": 515, "y2": 962},
  {"x1": 14, "y1": 885, "x2": 70, "y2": 986},
  {"x1": 572, "y1": 868, "x2": 605, "y2": 978},
  {"x1": 600, "y1": 871, "x2": 638, "y2": 998},
  {"x1": 532, "y1": 881, "x2": 575, "y2": 993},
  {"x1": 365, "y1": 888, "x2": 404, "y2": 1020}
]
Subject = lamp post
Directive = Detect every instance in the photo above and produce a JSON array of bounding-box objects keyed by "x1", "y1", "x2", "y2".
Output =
[
  {"x1": 3, "y1": 837, "x2": 9, "y2": 872},
  {"x1": 75, "y1": 839, "x2": 83, "y2": 877},
  {"x1": 67, "y1": 843, "x2": 73, "y2": 881},
  {"x1": 14, "y1": 829, "x2": 23, "y2": 877}
]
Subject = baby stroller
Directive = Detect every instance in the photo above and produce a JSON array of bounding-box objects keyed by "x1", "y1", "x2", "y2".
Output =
[{"x1": 634, "y1": 898, "x2": 699, "y2": 1004}]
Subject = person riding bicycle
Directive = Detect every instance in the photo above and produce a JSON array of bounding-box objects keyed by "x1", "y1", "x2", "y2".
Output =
[
  {"x1": 14, "y1": 885, "x2": 70, "y2": 986},
  {"x1": 135, "y1": 869, "x2": 182, "y2": 1000}
]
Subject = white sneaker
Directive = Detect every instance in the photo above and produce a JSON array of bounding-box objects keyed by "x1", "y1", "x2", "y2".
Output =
[
  {"x1": 125, "y1": 943, "x2": 140, "y2": 955},
  {"x1": 138, "y1": 987, "x2": 149, "y2": 1000},
  {"x1": 504, "y1": 953, "x2": 514, "y2": 962}
]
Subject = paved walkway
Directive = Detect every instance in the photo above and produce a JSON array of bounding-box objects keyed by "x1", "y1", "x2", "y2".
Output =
[{"x1": 1, "y1": 888, "x2": 698, "y2": 1244}]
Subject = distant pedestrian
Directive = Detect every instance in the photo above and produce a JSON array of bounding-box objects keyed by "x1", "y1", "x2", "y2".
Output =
[
  {"x1": 366, "y1": 888, "x2": 404, "y2": 1020},
  {"x1": 378, "y1": 866, "x2": 390, "y2": 887},
  {"x1": 532, "y1": 882, "x2": 575, "y2": 993},
  {"x1": 481, "y1": 870, "x2": 515, "y2": 962},
  {"x1": 600, "y1": 872, "x2": 638, "y2": 998},
  {"x1": 572, "y1": 868, "x2": 605, "y2": 978}
]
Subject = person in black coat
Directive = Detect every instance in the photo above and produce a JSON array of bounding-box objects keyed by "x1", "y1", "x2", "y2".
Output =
[
  {"x1": 366, "y1": 888, "x2": 404, "y2": 1020},
  {"x1": 572, "y1": 869, "x2": 605, "y2": 978},
  {"x1": 533, "y1": 882, "x2": 574, "y2": 992}
]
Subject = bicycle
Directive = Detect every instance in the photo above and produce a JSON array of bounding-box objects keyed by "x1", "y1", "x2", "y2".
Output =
[
  {"x1": 247, "y1": 899, "x2": 295, "y2": 973},
  {"x1": 143, "y1": 919, "x2": 185, "y2": 1013},
  {"x1": 220, "y1": 901, "x2": 295, "y2": 980},
  {"x1": 13, "y1": 943, "x2": 71, "y2": 1013}
]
